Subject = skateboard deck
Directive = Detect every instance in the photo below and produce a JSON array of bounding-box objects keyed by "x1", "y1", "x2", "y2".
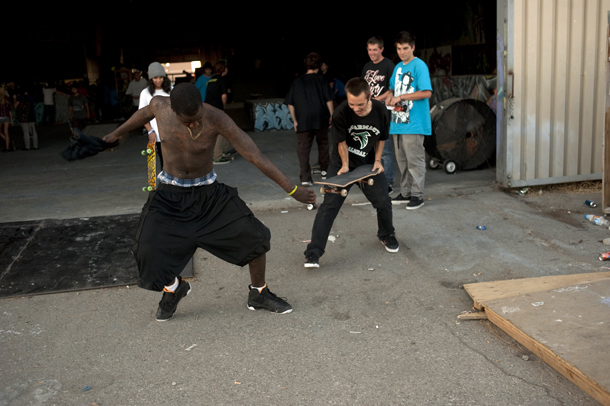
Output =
[
  {"x1": 142, "y1": 140, "x2": 156, "y2": 192},
  {"x1": 315, "y1": 164, "x2": 378, "y2": 197}
]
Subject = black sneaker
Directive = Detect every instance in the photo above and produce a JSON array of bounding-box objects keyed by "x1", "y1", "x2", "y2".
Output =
[
  {"x1": 222, "y1": 148, "x2": 237, "y2": 159},
  {"x1": 247, "y1": 285, "x2": 293, "y2": 314},
  {"x1": 213, "y1": 157, "x2": 232, "y2": 165},
  {"x1": 406, "y1": 197, "x2": 424, "y2": 210},
  {"x1": 380, "y1": 235, "x2": 399, "y2": 253},
  {"x1": 391, "y1": 193, "x2": 410, "y2": 205},
  {"x1": 155, "y1": 279, "x2": 192, "y2": 321},
  {"x1": 304, "y1": 253, "x2": 320, "y2": 268}
]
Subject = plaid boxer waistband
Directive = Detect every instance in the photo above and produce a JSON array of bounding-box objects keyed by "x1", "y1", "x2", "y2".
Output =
[{"x1": 158, "y1": 170, "x2": 217, "y2": 187}]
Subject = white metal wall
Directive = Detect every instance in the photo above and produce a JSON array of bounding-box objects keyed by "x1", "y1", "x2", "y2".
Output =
[{"x1": 497, "y1": 0, "x2": 610, "y2": 187}]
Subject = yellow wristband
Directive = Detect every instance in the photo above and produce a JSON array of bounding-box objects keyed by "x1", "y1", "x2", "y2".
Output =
[{"x1": 288, "y1": 185, "x2": 298, "y2": 195}]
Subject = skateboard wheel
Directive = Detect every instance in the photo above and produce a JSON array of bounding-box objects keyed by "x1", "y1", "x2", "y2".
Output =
[
  {"x1": 307, "y1": 203, "x2": 316, "y2": 210},
  {"x1": 141, "y1": 150, "x2": 147, "y2": 155},
  {"x1": 320, "y1": 186, "x2": 326, "y2": 195},
  {"x1": 340, "y1": 189, "x2": 348, "y2": 197},
  {"x1": 147, "y1": 148, "x2": 153, "y2": 154},
  {"x1": 367, "y1": 178, "x2": 374, "y2": 186}
]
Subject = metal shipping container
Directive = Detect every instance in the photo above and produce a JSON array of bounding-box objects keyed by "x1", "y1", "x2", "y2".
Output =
[{"x1": 496, "y1": 0, "x2": 610, "y2": 189}]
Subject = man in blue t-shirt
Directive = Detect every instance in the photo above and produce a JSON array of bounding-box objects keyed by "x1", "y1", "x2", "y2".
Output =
[
  {"x1": 195, "y1": 62, "x2": 214, "y2": 102},
  {"x1": 385, "y1": 31, "x2": 432, "y2": 210}
]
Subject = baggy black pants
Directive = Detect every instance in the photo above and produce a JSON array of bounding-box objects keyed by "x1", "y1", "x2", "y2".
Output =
[{"x1": 133, "y1": 182, "x2": 271, "y2": 291}]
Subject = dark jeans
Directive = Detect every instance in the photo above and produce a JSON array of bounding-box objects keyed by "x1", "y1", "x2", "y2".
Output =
[
  {"x1": 42, "y1": 105, "x2": 55, "y2": 124},
  {"x1": 296, "y1": 128, "x2": 329, "y2": 182},
  {"x1": 305, "y1": 165, "x2": 395, "y2": 259},
  {"x1": 381, "y1": 139, "x2": 394, "y2": 186}
]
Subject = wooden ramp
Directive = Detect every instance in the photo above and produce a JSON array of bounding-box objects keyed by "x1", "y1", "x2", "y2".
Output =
[{"x1": 463, "y1": 272, "x2": 610, "y2": 406}]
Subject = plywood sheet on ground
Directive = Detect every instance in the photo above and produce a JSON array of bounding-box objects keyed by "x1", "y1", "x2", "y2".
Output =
[{"x1": 464, "y1": 272, "x2": 610, "y2": 406}]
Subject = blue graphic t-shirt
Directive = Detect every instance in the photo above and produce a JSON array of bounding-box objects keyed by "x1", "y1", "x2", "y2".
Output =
[{"x1": 388, "y1": 57, "x2": 432, "y2": 135}]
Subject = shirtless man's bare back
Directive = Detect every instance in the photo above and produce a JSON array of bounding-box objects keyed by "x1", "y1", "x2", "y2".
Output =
[{"x1": 104, "y1": 83, "x2": 315, "y2": 320}]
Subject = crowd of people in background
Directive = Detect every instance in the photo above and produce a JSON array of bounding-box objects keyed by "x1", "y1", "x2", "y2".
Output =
[
  {"x1": 0, "y1": 76, "x2": 128, "y2": 152},
  {"x1": 0, "y1": 60, "x2": 235, "y2": 153}
]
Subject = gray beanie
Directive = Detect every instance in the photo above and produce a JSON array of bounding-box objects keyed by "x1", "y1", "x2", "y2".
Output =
[{"x1": 148, "y1": 62, "x2": 166, "y2": 78}]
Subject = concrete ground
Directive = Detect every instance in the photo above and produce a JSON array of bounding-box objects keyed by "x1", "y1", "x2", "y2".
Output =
[{"x1": 0, "y1": 122, "x2": 606, "y2": 405}]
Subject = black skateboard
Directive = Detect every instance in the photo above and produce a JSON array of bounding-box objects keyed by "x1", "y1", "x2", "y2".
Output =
[{"x1": 315, "y1": 164, "x2": 378, "y2": 198}]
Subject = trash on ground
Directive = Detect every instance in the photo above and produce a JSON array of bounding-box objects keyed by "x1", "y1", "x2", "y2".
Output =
[
  {"x1": 585, "y1": 200, "x2": 597, "y2": 208},
  {"x1": 585, "y1": 214, "x2": 610, "y2": 227}
]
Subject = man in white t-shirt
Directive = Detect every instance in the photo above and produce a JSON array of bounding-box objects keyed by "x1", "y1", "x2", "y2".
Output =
[
  {"x1": 126, "y1": 70, "x2": 148, "y2": 111},
  {"x1": 42, "y1": 83, "x2": 57, "y2": 124}
]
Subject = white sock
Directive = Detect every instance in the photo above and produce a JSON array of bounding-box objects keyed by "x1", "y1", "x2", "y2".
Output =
[
  {"x1": 252, "y1": 283, "x2": 267, "y2": 293},
  {"x1": 164, "y1": 277, "x2": 179, "y2": 292}
]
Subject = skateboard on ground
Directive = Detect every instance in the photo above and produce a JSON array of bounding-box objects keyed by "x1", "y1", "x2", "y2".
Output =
[
  {"x1": 315, "y1": 164, "x2": 377, "y2": 198},
  {"x1": 142, "y1": 140, "x2": 156, "y2": 192}
]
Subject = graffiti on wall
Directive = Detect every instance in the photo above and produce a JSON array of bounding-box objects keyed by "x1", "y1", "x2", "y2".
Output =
[
  {"x1": 253, "y1": 102, "x2": 293, "y2": 132},
  {"x1": 430, "y1": 75, "x2": 497, "y2": 115}
]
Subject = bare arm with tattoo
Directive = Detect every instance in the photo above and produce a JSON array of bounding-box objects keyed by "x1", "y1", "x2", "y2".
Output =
[{"x1": 104, "y1": 97, "x2": 316, "y2": 205}]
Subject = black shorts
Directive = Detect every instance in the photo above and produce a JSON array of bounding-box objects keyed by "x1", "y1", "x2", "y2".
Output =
[{"x1": 133, "y1": 182, "x2": 271, "y2": 291}]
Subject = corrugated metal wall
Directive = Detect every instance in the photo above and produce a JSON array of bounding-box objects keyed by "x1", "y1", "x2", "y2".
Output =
[{"x1": 497, "y1": 0, "x2": 610, "y2": 187}]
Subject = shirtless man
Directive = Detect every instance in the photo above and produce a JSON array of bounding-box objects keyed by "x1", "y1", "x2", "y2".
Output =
[{"x1": 103, "y1": 83, "x2": 316, "y2": 321}]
